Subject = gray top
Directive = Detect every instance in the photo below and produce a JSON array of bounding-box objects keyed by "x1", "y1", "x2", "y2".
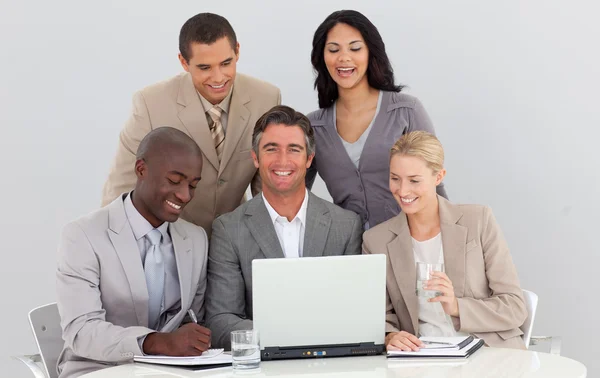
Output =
[
  {"x1": 335, "y1": 91, "x2": 383, "y2": 168},
  {"x1": 306, "y1": 91, "x2": 447, "y2": 229}
]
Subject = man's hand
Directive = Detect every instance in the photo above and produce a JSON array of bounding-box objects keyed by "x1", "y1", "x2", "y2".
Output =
[{"x1": 143, "y1": 323, "x2": 211, "y2": 356}]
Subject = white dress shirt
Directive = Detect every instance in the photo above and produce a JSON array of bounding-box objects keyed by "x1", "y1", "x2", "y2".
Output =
[
  {"x1": 412, "y1": 233, "x2": 468, "y2": 337},
  {"x1": 124, "y1": 193, "x2": 181, "y2": 327},
  {"x1": 262, "y1": 190, "x2": 309, "y2": 258}
]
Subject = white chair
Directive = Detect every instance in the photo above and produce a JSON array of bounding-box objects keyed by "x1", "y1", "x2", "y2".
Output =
[
  {"x1": 521, "y1": 290, "x2": 562, "y2": 355},
  {"x1": 13, "y1": 303, "x2": 63, "y2": 378}
]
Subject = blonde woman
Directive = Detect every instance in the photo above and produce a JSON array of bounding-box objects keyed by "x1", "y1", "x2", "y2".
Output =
[{"x1": 362, "y1": 131, "x2": 527, "y2": 351}]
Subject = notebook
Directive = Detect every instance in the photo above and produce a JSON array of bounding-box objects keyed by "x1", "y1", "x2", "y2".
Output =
[
  {"x1": 387, "y1": 337, "x2": 484, "y2": 359},
  {"x1": 419, "y1": 336, "x2": 475, "y2": 351},
  {"x1": 134, "y1": 348, "x2": 232, "y2": 366}
]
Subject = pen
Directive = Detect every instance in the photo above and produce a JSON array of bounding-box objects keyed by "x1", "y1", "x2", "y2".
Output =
[
  {"x1": 422, "y1": 340, "x2": 454, "y2": 346},
  {"x1": 187, "y1": 309, "x2": 211, "y2": 348},
  {"x1": 187, "y1": 309, "x2": 198, "y2": 324}
]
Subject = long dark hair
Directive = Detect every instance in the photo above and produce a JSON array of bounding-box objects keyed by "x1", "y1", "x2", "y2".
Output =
[{"x1": 311, "y1": 10, "x2": 403, "y2": 109}]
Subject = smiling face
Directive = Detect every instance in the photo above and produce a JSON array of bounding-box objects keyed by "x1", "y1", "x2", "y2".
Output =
[
  {"x1": 323, "y1": 22, "x2": 370, "y2": 91},
  {"x1": 179, "y1": 37, "x2": 239, "y2": 105},
  {"x1": 252, "y1": 123, "x2": 314, "y2": 198},
  {"x1": 389, "y1": 154, "x2": 445, "y2": 216},
  {"x1": 132, "y1": 150, "x2": 203, "y2": 227}
]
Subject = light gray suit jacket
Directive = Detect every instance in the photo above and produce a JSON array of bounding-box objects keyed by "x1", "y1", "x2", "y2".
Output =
[
  {"x1": 205, "y1": 192, "x2": 363, "y2": 349},
  {"x1": 56, "y1": 195, "x2": 208, "y2": 378}
]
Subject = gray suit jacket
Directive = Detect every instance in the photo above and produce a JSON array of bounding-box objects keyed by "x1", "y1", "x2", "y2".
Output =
[
  {"x1": 306, "y1": 91, "x2": 447, "y2": 229},
  {"x1": 205, "y1": 192, "x2": 362, "y2": 349},
  {"x1": 362, "y1": 196, "x2": 527, "y2": 349},
  {"x1": 56, "y1": 195, "x2": 208, "y2": 378}
]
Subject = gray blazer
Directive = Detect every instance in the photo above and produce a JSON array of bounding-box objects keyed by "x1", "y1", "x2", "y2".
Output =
[
  {"x1": 205, "y1": 192, "x2": 363, "y2": 349},
  {"x1": 56, "y1": 195, "x2": 208, "y2": 378},
  {"x1": 306, "y1": 91, "x2": 447, "y2": 229}
]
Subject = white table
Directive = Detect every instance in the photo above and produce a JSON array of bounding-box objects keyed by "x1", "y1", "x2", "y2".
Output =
[{"x1": 82, "y1": 348, "x2": 587, "y2": 378}]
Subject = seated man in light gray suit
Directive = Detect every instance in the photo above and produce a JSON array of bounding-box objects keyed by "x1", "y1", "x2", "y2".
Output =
[
  {"x1": 56, "y1": 127, "x2": 211, "y2": 378},
  {"x1": 205, "y1": 105, "x2": 363, "y2": 349}
]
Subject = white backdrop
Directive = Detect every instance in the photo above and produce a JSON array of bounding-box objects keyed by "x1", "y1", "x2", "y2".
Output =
[{"x1": 1, "y1": 0, "x2": 598, "y2": 376}]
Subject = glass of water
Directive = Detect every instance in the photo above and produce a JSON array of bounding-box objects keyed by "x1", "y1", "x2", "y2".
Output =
[
  {"x1": 416, "y1": 262, "x2": 445, "y2": 298},
  {"x1": 231, "y1": 330, "x2": 260, "y2": 370}
]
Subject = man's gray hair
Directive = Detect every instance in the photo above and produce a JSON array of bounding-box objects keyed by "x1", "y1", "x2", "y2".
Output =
[{"x1": 252, "y1": 105, "x2": 315, "y2": 157}]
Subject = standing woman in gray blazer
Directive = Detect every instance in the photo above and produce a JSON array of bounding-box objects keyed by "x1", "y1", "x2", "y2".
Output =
[{"x1": 306, "y1": 10, "x2": 447, "y2": 230}]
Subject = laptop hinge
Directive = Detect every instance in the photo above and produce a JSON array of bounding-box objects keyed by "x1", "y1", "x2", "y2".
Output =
[{"x1": 261, "y1": 342, "x2": 384, "y2": 360}]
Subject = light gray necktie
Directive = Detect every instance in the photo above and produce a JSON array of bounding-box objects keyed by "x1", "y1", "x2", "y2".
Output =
[{"x1": 144, "y1": 229, "x2": 164, "y2": 329}]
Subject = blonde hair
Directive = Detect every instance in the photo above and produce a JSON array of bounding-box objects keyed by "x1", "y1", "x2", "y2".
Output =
[{"x1": 390, "y1": 131, "x2": 444, "y2": 173}]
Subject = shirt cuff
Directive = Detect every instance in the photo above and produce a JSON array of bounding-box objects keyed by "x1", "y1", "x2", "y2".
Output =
[{"x1": 137, "y1": 334, "x2": 150, "y2": 355}]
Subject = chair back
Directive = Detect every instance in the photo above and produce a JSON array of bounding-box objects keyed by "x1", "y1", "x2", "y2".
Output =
[
  {"x1": 28, "y1": 303, "x2": 63, "y2": 378},
  {"x1": 521, "y1": 290, "x2": 538, "y2": 348}
]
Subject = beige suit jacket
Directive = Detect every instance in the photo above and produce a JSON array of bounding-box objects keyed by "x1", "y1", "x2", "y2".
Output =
[
  {"x1": 362, "y1": 196, "x2": 527, "y2": 349},
  {"x1": 56, "y1": 195, "x2": 208, "y2": 378},
  {"x1": 101, "y1": 72, "x2": 281, "y2": 238}
]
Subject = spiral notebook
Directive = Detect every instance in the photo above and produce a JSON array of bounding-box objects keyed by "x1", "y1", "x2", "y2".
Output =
[{"x1": 134, "y1": 348, "x2": 232, "y2": 366}]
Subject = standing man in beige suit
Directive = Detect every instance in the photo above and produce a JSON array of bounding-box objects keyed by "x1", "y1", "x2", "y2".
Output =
[
  {"x1": 102, "y1": 12, "x2": 281, "y2": 237},
  {"x1": 57, "y1": 128, "x2": 211, "y2": 378}
]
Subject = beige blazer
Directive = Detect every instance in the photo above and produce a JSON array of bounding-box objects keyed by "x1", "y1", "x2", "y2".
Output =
[
  {"x1": 101, "y1": 72, "x2": 281, "y2": 238},
  {"x1": 362, "y1": 196, "x2": 527, "y2": 349},
  {"x1": 56, "y1": 195, "x2": 208, "y2": 378}
]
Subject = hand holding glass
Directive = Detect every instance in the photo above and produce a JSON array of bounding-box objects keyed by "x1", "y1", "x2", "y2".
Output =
[{"x1": 416, "y1": 262, "x2": 445, "y2": 298}]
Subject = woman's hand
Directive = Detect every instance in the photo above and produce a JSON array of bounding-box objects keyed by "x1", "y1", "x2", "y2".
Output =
[
  {"x1": 426, "y1": 271, "x2": 459, "y2": 317},
  {"x1": 385, "y1": 331, "x2": 424, "y2": 352}
]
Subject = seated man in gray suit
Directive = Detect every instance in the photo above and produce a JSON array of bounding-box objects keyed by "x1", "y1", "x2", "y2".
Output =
[
  {"x1": 205, "y1": 105, "x2": 363, "y2": 349},
  {"x1": 56, "y1": 127, "x2": 211, "y2": 378}
]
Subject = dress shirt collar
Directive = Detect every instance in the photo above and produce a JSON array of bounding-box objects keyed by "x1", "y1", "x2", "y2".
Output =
[
  {"x1": 262, "y1": 189, "x2": 309, "y2": 227},
  {"x1": 197, "y1": 86, "x2": 233, "y2": 114},
  {"x1": 124, "y1": 192, "x2": 169, "y2": 241}
]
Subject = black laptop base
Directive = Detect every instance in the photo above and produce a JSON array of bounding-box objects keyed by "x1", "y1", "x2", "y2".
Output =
[{"x1": 261, "y1": 342, "x2": 384, "y2": 361}]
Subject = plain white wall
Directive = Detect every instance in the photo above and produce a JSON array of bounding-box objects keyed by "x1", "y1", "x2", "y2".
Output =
[{"x1": 1, "y1": 0, "x2": 598, "y2": 376}]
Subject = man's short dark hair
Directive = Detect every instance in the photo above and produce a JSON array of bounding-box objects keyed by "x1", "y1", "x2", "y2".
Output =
[
  {"x1": 136, "y1": 127, "x2": 202, "y2": 162},
  {"x1": 179, "y1": 13, "x2": 238, "y2": 62},
  {"x1": 252, "y1": 106, "x2": 315, "y2": 157}
]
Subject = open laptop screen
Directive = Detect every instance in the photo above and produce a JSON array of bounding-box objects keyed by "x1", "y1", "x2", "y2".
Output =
[{"x1": 252, "y1": 254, "x2": 386, "y2": 359}]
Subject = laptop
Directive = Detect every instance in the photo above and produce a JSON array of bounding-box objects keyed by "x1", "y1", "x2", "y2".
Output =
[{"x1": 252, "y1": 254, "x2": 386, "y2": 360}]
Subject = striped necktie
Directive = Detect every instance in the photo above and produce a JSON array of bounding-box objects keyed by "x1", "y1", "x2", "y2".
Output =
[{"x1": 208, "y1": 106, "x2": 225, "y2": 162}]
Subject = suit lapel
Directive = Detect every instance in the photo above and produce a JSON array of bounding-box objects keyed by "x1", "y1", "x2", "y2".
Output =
[
  {"x1": 438, "y1": 197, "x2": 467, "y2": 298},
  {"x1": 162, "y1": 222, "x2": 193, "y2": 331},
  {"x1": 107, "y1": 197, "x2": 149, "y2": 327},
  {"x1": 386, "y1": 214, "x2": 419, "y2": 334},
  {"x1": 219, "y1": 79, "x2": 251, "y2": 175},
  {"x1": 176, "y1": 73, "x2": 220, "y2": 171},
  {"x1": 302, "y1": 193, "x2": 331, "y2": 257},
  {"x1": 245, "y1": 196, "x2": 285, "y2": 259}
]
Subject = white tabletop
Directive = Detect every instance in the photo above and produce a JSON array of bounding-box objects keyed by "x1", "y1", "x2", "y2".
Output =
[{"x1": 82, "y1": 348, "x2": 586, "y2": 378}]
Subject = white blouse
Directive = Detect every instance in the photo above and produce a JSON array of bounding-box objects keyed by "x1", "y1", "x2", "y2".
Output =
[{"x1": 412, "y1": 233, "x2": 468, "y2": 337}]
